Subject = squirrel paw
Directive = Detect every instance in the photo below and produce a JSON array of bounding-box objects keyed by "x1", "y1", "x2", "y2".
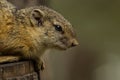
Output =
[
  {"x1": 38, "y1": 60, "x2": 45, "y2": 71},
  {"x1": 40, "y1": 60, "x2": 45, "y2": 70},
  {"x1": 34, "y1": 59, "x2": 45, "y2": 71}
]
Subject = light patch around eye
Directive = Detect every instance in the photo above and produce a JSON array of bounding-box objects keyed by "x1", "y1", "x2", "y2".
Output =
[{"x1": 52, "y1": 19, "x2": 65, "y2": 34}]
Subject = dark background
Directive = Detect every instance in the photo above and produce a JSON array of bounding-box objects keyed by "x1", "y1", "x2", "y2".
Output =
[{"x1": 8, "y1": 0, "x2": 120, "y2": 80}]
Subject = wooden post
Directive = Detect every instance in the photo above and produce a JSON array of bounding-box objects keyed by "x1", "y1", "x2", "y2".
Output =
[{"x1": 0, "y1": 60, "x2": 39, "y2": 80}]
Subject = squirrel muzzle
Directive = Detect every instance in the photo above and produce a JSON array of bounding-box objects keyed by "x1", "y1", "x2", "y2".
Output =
[{"x1": 70, "y1": 39, "x2": 79, "y2": 47}]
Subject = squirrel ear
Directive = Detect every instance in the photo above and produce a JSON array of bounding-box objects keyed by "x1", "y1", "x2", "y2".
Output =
[{"x1": 30, "y1": 9, "x2": 45, "y2": 26}]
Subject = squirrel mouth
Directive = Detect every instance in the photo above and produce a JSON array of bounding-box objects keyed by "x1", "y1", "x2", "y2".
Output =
[
  {"x1": 55, "y1": 45, "x2": 68, "y2": 50},
  {"x1": 54, "y1": 41, "x2": 68, "y2": 50}
]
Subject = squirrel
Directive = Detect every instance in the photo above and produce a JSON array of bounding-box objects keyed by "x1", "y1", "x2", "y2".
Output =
[{"x1": 0, "y1": 0, "x2": 79, "y2": 70}]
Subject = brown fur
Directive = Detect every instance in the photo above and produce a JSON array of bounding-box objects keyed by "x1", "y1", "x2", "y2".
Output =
[{"x1": 0, "y1": 0, "x2": 79, "y2": 70}]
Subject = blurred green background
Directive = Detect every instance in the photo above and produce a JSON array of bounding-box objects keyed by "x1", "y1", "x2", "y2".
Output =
[
  {"x1": 49, "y1": 0, "x2": 120, "y2": 80},
  {"x1": 8, "y1": 0, "x2": 120, "y2": 80},
  {"x1": 50, "y1": 0, "x2": 120, "y2": 53}
]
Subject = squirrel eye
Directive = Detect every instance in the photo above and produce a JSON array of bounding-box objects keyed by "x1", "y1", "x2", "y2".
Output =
[{"x1": 54, "y1": 25, "x2": 63, "y2": 32}]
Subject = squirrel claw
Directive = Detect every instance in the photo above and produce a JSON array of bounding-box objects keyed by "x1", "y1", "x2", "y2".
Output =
[{"x1": 40, "y1": 61, "x2": 45, "y2": 70}]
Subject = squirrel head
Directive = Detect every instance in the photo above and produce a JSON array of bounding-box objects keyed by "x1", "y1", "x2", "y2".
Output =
[{"x1": 23, "y1": 6, "x2": 79, "y2": 50}]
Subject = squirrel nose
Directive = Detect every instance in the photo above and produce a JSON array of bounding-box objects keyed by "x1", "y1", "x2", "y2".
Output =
[{"x1": 71, "y1": 39, "x2": 79, "y2": 47}]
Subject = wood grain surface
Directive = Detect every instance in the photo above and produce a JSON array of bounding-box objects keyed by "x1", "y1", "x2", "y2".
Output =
[{"x1": 0, "y1": 60, "x2": 39, "y2": 80}]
